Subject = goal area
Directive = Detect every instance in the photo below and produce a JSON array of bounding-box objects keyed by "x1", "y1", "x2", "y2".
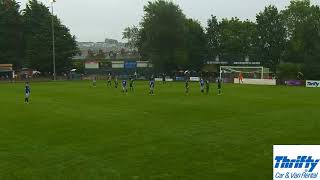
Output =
[{"x1": 219, "y1": 66, "x2": 271, "y2": 80}]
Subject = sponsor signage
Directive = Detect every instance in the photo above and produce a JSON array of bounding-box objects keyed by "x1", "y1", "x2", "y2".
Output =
[
  {"x1": 234, "y1": 78, "x2": 276, "y2": 85},
  {"x1": 111, "y1": 61, "x2": 124, "y2": 69},
  {"x1": 274, "y1": 145, "x2": 320, "y2": 180},
  {"x1": 233, "y1": 62, "x2": 261, "y2": 65},
  {"x1": 306, "y1": 80, "x2": 320, "y2": 88},
  {"x1": 190, "y1": 77, "x2": 200, "y2": 82},
  {"x1": 206, "y1": 61, "x2": 228, "y2": 65},
  {"x1": 124, "y1": 61, "x2": 137, "y2": 69},
  {"x1": 85, "y1": 61, "x2": 99, "y2": 69},
  {"x1": 175, "y1": 77, "x2": 185, "y2": 81},
  {"x1": 155, "y1": 78, "x2": 174, "y2": 82},
  {"x1": 285, "y1": 80, "x2": 304, "y2": 86},
  {"x1": 137, "y1": 61, "x2": 149, "y2": 68}
]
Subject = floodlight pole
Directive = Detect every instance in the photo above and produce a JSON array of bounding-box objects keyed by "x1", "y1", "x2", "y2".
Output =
[{"x1": 51, "y1": 0, "x2": 56, "y2": 81}]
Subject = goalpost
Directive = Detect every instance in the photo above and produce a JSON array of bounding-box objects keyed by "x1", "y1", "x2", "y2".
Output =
[
  {"x1": 219, "y1": 66, "x2": 276, "y2": 85},
  {"x1": 219, "y1": 66, "x2": 268, "y2": 80}
]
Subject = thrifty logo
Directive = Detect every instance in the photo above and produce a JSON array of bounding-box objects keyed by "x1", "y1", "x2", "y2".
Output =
[
  {"x1": 274, "y1": 156, "x2": 320, "y2": 172},
  {"x1": 307, "y1": 82, "x2": 319, "y2": 87}
]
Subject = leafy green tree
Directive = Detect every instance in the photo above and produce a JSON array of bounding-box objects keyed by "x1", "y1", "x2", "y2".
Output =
[
  {"x1": 122, "y1": 25, "x2": 140, "y2": 51},
  {"x1": 206, "y1": 15, "x2": 220, "y2": 61},
  {"x1": 96, "y1": 49, "x2": 106, "y2": 59},
  {"x1": 278, "y1": 63, "x2": 304, "y2": 80},
  {"x1": 256, "y1": 5, "x2": 286, "y2": 72},
  {"x1": 185, "y1": 19, "x2": 207, "y2": 70},
  {"x1": 282, "y1": 0, "x2": 313, "y2": 63},
  {"x1": 218, "y1": 18, "x2": 257, "y2": 62},
  {"x1": 0, "y1": 0, "x2": 22, "y2": 68},
  {"x1": 23, "y1": 0, "x2": 78, "y2": 73},
  {"x1": 87, "y1": 49, "x2": 95, "y2": 59},
  {"x1": 282, "y1": 0, "x2": 320, "y2": 79},
  {"x1": 138, "y1": 0, "x2": 187, "y2": 72},
  {"x1": 239, "y1": 20, "x2": 258, "y2": 61}
]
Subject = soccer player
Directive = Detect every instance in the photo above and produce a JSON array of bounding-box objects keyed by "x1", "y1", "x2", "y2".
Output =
[
  {"x1": 114, "y1": 76, "x2": 118, "y2": 88},
  {"x1": 238, "y1": 71, "x2": 244, "y2": 84},
  {"x1": 122, "y1": 79, "x2": 128, "y2": 93},
  {"x1": 92, "y1": 76, "x2": 97, "y2": 87},
  {"x1": 107, "y1": 73, "x2": 112, "y2": 87},
  {"x1": 217, "y1": 77, "x2": 222, "y2": 95},
  {"x1": 200, "y1": 78, "x2": 205, "y2": 93},
  {"x1": 134, "y1": 71, "x2": 138, "y2": 79},
  {"x1": 205, "y1": 80, "x2": 210, "y2": 94},
  {"x1": 185, "y1": 79, "x2": 190, "y2": 94},
  {"x1": 25, "y1": 82, "x2": 31, "y2": 104},
  {"x1": 129, "y1": 77, "x2": 135, "y2": 92},
  {"x1": 149, "y1": 78, "x2": 155, "y2": 95},
  {"x1": 162, "y1": 73, "x2": 166, "y2": 84}
]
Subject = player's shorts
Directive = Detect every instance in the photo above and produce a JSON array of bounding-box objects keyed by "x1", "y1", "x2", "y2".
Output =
[{"x1": 25, "y1": 93, "x2": 30, "y2": 98}]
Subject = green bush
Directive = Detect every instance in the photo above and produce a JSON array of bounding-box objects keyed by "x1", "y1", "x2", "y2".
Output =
[{"x1": 277, "y1": 63, "x2": 304, "y2": 80}]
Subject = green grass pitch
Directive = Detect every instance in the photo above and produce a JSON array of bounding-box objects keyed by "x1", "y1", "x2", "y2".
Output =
[{"x1": 0, "y1": 81, "x2": 319, "y2": 180}]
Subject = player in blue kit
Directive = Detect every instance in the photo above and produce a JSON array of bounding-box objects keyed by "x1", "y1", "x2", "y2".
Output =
[
  {"x1": 200, "y1": 78, "x2": 205, "y2": 93},
  {"x1": 149, "y1": 78, "x2": 155, "y2": 95},
  {"x1": 25, "y1": 82, "x2": 31, "y2": 104},
  {"x1": 122, "y1": 79, "x2": 128, "y2": 93}
]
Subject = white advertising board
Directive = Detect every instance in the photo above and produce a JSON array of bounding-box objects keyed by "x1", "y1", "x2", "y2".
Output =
[
  {"x1": 155, "y1": 78, "x2": 174, "y2": 82},
  {"x1": 85, "y1": 61, "x2": 99, "y2": 69},
  {"x1": 273, "y1": 145, "x2": 320, "y2": 180},
  {"x1": 234, "y1": 78, "x2": 276, "y2": 85},
  {"x1": 111, "y1": 61, "x2": 124, "y2": 69},
  {"x1": 190, "y1": 77, "x2": 200, "y2": 82},
  {"x1": 306, "y1": 80, "x2": 320, "y2": 88}
]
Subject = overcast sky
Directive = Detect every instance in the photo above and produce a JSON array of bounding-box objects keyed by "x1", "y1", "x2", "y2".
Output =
[{"x1": 17, "y1": 0, "x2": 320, "y2": 42}]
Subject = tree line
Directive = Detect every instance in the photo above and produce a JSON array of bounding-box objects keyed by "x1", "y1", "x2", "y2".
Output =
[
  {"x1": 123, "y1": 0, "x2": 320, "y2": 79},
  {"x1": 1, "y1": 0, "x2": 319, "y2": 79},
  {"x1": 0, "y1": 0, "x2": 78, "y2": 74}
]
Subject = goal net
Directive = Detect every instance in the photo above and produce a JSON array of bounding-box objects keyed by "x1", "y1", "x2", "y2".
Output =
[{"x1": 220, "y1": 66, "x2": 270, "y2": 81}]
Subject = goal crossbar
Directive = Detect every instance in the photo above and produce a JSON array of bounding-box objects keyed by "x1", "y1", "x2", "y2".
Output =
[{"x1": 220, "y1": 66, "x2": 265, "y2": 79}]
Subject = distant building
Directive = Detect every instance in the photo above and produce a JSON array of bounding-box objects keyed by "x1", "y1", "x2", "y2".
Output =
[{"x1": 0, "y1": 64, "x2": 14, "y2": 79}]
